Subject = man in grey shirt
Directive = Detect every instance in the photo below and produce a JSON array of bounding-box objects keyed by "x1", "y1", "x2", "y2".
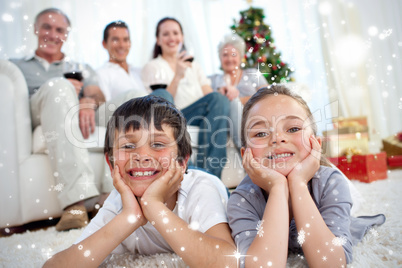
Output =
[{"x1": 11, "y1": 8, "x2": 110, "y2": 231}]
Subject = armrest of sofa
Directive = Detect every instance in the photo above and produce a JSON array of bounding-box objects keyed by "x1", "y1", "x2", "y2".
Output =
[
  {"x1": 0, "y1": 60, "x2": 32, "y2": 161},
  {"x1": 0, "y1": 60, "x2": 32, "y2": 228}
]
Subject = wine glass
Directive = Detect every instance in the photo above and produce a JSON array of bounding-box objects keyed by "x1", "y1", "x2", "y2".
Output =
[
  {"x1": 63, "y1": 61, "x2": 84, "y2": 82},
  {"x1": 63, "y1": 61, "x2": 84, "y2": 97},
  {"x1": 178, "y1": 41, "x2": 194, "y2": 62},
  {"x1": 149, "y1": 68, "x2": 168, "y2": 91}
]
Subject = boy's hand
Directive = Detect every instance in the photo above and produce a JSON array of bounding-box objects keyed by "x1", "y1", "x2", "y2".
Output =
[
  {"x1": 113, "y1": 165, "x2": 147, "y2": 226},
  {"x1": 243, "y1": 148, "x2": 287, "y2": 193},
  {"x1": 288, "y1": 135, "x2": 321, "y2": 187},
  {"x1": 141, "y1": 158, "x2": 183, "y2": 206}
]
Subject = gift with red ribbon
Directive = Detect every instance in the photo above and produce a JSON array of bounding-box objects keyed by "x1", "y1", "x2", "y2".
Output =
[{"x1": 329, "y1": 152, "x2": 388, "y2": 183}]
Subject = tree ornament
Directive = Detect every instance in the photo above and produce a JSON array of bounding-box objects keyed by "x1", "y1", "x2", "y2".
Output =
[
  {"x1": 256, "y1": 37, "x2": 265, "y2": 44},
  {"x1": 231, "y1": 7, "x2": 293, "y2": 83}
]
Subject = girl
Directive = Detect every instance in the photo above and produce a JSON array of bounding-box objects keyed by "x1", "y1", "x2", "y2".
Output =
[
  {"x1": 141, "y1": 17, "x2": 230, "y2": 179},
  {"x1": 227, "y1": 85, "x2": 385, "y2": 267}
]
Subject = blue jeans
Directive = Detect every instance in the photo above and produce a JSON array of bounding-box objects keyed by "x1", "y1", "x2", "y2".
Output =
[
  {"x1": 150, "y1": 89, "x2": 174, "y2": 104},
  {"x1": 182, "y1": 92, "x2": 230, "y2": 178}
]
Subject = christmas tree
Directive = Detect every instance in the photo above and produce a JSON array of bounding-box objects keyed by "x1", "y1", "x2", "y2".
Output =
[{"x1": 231, "y1": 7, "x2": 293, "y2": 84}]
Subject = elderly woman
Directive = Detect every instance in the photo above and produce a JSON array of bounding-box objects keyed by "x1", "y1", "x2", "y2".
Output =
[{"x1": 209, "y1": 33, "x2": 268, "y2": 148}]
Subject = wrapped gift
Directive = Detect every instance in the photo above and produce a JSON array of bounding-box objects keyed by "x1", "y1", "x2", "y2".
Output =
[
  {"x1": 382, "y1": 133, "x2": 402, "y2": 156},
  {"x1": 328, "y1": 152, "x2": 387, "y2": 183},
  {"x1": 332, "y1": 116, "x2": 368, "y2": 129},
  {"x1": 387, "y1": 155, "x2": 402, "y2": 169},
  {"x1": 323, "y1": 126, "x2": 369, "y2": 157}
]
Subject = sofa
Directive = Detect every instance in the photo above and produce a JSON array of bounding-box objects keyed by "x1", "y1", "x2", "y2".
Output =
[
  {"x1": 0, "y1": 60, "x2": 109, "y2": 229},
  {"x1": 0, "y1": 60, "x2": 244, "y2": 230}
]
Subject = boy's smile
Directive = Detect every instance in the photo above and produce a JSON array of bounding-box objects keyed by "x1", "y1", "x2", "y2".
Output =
[
  {"x1": 244, "y1": 94, "x2": 317, "y2": 176},
  {"x1": 112, "y1": 123, "x2": 180, "y2": 197}
]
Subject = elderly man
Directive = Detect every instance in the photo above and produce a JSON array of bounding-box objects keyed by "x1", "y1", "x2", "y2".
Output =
[{"x1": 11, "y1": 8, "x2": 110, "y2": 231}]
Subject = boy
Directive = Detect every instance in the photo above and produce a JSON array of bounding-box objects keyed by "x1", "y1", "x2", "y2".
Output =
[{"x1": 43, "y1": 95, "x2": 236, "y2": 267}]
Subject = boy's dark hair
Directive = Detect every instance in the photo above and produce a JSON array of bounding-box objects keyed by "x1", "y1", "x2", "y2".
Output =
[
  {"x1": 104, "y1": 95, "x2": 192, "y2": 166},
  {"x1": 103, "y1": 21, "x2": 129, "y2": 42},
  {"x1": 153, "y1": 17, "x2": 184, "y2": 58},
  {"x1": 241, "y1": 85, "x2": 331, "y2": 167}
]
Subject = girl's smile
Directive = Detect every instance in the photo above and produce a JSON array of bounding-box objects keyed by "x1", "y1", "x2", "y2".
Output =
[{"x1": 244, "y1": 94, "x2": 316, "y2": 176}]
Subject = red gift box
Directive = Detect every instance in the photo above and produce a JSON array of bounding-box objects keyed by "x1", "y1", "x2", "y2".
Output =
[
  {"x1": 329, "y1": 152, "x2": 388, "y2": 183},
  {"x1": 387, "y1": 155, "x2": 402, "y2": 169}
]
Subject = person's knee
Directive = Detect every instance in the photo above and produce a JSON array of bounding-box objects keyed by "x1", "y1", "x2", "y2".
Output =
[
  {"x1": 151, "y1": 89, "x2": 174, "y2": 103},
  {"x1": 41, "y1": 77, "x2": 76, "y2": 99},
  {"x1": 207, "y1": 92, "x2": 230, "y2": 114}
]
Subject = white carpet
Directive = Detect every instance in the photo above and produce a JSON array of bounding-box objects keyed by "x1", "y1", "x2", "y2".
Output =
[{"x1": 1, "y1": 170, "x2": 401, "y2": 268}]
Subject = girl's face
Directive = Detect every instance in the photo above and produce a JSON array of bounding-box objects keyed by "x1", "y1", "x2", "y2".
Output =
[
  {"x1": 220, "y1": 44, "x2": 241, "y2": 74},
  {"x1": 157, "y1": 20, "x2": 184, "y2": 56},
  {"x1": 243, "y1": 94, "x2": 317, "y2": 176}
]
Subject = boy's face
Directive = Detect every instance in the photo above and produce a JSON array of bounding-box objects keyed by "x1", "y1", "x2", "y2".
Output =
[
  {"x1": 243, "y1": 95, "x2": 318, "y2": 176},
  {"x1": 110, "y1": 123, "x2": 183, "y2": 197}
]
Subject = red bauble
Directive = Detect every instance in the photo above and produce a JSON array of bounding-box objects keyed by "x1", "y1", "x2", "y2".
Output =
[
  {"x1": 272, "y1": 65, "x2": 278, "y2": 70},
  {"x1": 397, "y1": 132, "x2": 402, "y2": 142}
]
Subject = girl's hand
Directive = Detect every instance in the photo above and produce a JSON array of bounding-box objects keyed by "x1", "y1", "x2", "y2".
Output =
[
  {"x1": 288, "y1": 135, "x2": 321, "y2": 186},
  {"x1": 243, "y1": 148, "x2": 287, "y2": 193},
  {"x1": 175, "y1": 51, "x2": 192, "y2": 80},
  {"x1": 141, "y1": 158, "x2": 183, "y2": 206},
  {"x1": 112, "y1": 165, "x2": 147, "y2": 226}
]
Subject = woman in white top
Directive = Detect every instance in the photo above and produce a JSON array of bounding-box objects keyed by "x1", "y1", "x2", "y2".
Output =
[{"x1": 142, "y1": 17, "x2": 230, "y2": 179}]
